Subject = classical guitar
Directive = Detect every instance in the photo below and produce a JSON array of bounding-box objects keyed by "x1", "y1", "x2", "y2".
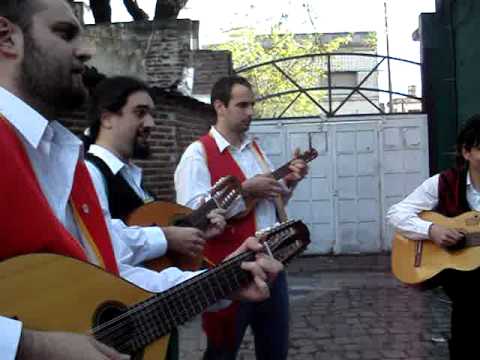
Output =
[
  {"x1": 0, "y1": 220, "x2": 310, "y2": 360},
  {"x1": 242, "y1": 148, "x2": 318, "y2": 215},
  {"x1": 127, "y1": 176, "x2": 242, "y2": 271},
  {"x1": 391, "y1": 211, "x2": 480, "y2": 284}
]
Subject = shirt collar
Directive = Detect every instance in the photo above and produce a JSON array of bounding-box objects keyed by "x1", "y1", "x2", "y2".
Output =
[
  {"x1": 210, "y1": 126, "x2": 254, "y2": 152},
  {"x1": 0, "y1": 86, "x2": 49, "y2": 149},
  {"x1": 0, "y1": 86, "x2": 82, "y2": 151},
  {"x1": 466, "y1": 170, "x2": 480, "y2": 192},
  {"x1": 88, "y1": 144, "x2": 141, "y2": 176}
]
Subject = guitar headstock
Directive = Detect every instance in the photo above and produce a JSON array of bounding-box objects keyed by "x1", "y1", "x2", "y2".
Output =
[
  {"x1": 255, "y1": 220, "x2": 310, "y2": 264},
  {"x1": 210, "y1": 176, "x2": 242, "y2": 210},
  {"x1": 296, "y1": 148, "x2": 318, "y2": 164}
]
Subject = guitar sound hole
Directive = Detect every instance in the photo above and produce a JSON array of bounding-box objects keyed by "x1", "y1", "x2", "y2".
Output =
[{"x1": 92, "y1": 301, "x2": 144, "y2": 360}]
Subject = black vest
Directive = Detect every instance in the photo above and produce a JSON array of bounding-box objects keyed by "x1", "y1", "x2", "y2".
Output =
[{"x1": 85, "y1": 153, "x2": 152, "y2": 221}]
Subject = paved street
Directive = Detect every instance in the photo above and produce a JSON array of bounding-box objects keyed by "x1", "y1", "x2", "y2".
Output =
[{"x1": 178, "y1": 255, "x2": 451, "y2": 360}]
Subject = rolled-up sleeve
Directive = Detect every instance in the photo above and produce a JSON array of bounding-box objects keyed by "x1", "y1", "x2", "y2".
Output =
[{"x1": 386, "y1": 174, "x2": 440, "y2": 240}]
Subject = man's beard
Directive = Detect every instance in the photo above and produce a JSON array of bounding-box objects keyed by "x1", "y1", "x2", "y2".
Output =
[
  {"x1": 132, "y1": 140, "x2": 151, "y2": 160},
  {"x1": 19, "y1": 33, "x2": 87, "y2": 115}
]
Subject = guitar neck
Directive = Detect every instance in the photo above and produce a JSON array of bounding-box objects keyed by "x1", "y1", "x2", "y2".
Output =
[
  {"x1": 173, "y1": 200, "x2": 218, "y2": 230},
  {"x1": 271, "y1": 161, "x2": 293, "y2": 180},
  {"x1": 270, "y1": 151, "x2": 316, "y2": 180},
  {"x1": 93, "y1": 250, "x2": 254, "y2": 352}
]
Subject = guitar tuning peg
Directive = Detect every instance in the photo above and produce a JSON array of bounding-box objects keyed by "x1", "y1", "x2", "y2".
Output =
[{"x1": 255, "y1": 230, "x2": 266, "y2": 238}]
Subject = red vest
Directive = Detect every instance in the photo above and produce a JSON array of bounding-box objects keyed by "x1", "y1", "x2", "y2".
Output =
[
  {"x1": 0, "y1": 116, "x2": 118, "y2": 275},
  {"x1": 199, "y1": 133, "x2": 257, "y2": 265},
  {"x1": 436, "y1": 168, "x2": 471, "y2": 217},
  {"x1": 199, "y1": 133, "x2": 260, "y2": 349}
]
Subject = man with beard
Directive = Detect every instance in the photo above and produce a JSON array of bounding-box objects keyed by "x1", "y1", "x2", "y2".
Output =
[
  {"x1": 0, "y1": 2, "x2": 283, "y2": 359},
  {"x1": 84, "y1": 76, "x2": 224, "y2": 267},
  {"x1": 175, "y1": 76, "x2": 309, "y2": 360},
  {"x1": 83, "y1": 76, "x2": 227, "y2": 359}
]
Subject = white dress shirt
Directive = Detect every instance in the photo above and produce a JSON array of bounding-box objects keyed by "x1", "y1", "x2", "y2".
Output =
[
  {"x1": 0, "y1": 87, "x2": 200, "y2": 359},
  {"x1": 386, "y1": 172, "x2": 480, "y2": 240},
  {"x1": 175, "y1": 126, "x2": 289, "y2": 230},
  {"x1": 86, "y1": 144, "x2": 167, "y2": 263}
]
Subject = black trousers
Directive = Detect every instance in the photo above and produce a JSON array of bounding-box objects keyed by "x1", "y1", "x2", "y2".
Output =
[{"x1": 441, "y1": 268, "x2": 480, "y2": 360}]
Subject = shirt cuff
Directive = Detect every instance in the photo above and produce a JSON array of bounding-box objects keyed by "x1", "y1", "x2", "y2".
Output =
[
  {"x1": 0, "y1": 317, "x2": 22, "y2": 360},
  {"x1": 417, "y1": 221, "x2": 433, "y2": 238},
  {"x1": 144, "y1": 226, "x2": 168, "y2": 258}
]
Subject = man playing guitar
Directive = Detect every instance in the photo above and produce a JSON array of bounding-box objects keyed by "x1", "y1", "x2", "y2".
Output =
[
  {"x1": 387, "y1": 114, "x2": 480, "y2": 360},
  {"x1": 0, "y1": 2, "x2": 283, "y2": 359},
  {"x1": 175, "y1": 76, "x2": 309, "y2": 360}
]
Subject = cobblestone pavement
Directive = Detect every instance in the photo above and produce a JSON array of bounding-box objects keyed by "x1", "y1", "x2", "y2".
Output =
[{"x1": 178, "y1": 255, "x2": 451, "y2": 360}]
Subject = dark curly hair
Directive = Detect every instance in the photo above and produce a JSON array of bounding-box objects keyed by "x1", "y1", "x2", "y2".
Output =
[{"x1": 456, "y1": 114, "x2": 480, "y2": 168}]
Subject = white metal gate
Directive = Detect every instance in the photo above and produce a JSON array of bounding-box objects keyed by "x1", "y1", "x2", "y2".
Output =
[{"x1": 249, "y1": 114, "x2": 429, "y2": 254}]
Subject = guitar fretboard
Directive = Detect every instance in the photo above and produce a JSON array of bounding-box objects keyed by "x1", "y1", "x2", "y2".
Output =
[
  {"x1": 93, "y1": 249, "x2": 254, "y2": 353},
  {"x1": 270, "y1": 151, "x2": 317, "y2": 181},
  {"x1": 174, "y1": 199, "x2": 218, "y2": 230}
]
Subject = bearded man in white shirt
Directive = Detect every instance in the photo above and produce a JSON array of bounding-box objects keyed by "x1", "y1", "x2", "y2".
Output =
[
  {"x1": 175, "y1": 76, "x2": 308, "y2": 360},
  {"x1": 84, "y1": 75, "x2": 228, "y2": 359},
  {"x1": 387, "y1": 114, "x2": 480, "y2": 360},
  {"x1": 0, "y1": 2, "x2": 283, "y2": 360}
]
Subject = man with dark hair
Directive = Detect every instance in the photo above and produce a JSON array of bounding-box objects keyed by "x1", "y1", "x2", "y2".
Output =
[
  {"x1": 85, "y1": 76, "x2": 223, "y2": 264},
  {"x1": 175, "y1": 75, "x2": 309, "y2": 360},
  {"x1": 387, "y1": 114, "x2": 480, "y2": 360},
  {"x1": 0, "y1": 2, "x2": 283, "y2": 359},
  {"x1": 83, "y1": 76, "x2": 227, "y2": 359}
]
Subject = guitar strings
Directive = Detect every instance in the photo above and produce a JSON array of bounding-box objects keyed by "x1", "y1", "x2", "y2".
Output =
[
  {"x1": 91, "y1": 222, "x2": 299, "y2": 352},
  {"x1": 90, "y1": 251, "x2": 254, "y2": 349},
  {"x1": 100, "y1": 239, "x2": 306, "y2": 354}
]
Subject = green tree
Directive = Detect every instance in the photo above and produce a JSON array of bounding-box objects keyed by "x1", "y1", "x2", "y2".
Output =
[{"x1": 210, "y1": 26, "x2": 352, "y2": 118}]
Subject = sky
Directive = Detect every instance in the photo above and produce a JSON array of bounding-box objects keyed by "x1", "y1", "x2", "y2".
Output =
[{"x1": 80, "y1": 0, "x2": 436, "y2": 101}]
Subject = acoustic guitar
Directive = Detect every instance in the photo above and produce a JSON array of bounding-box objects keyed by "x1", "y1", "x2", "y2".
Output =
[
  {"x1": 391, "y1": 211, "x2": 480, "y2": 284},
  {"x1": 127, "y1": 175, "x2": 242, "y2": 271},
  {"x1": 242, "y1": 148, "x2": 318, "y2": 215},
  {"x1": 0, "y1": 220, "x2": 310, "y2": 360}
]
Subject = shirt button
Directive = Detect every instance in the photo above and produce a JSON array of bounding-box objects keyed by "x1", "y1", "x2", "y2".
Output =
[{"x1": 82, "y1": 203, "x2": 90, "y2": 214}]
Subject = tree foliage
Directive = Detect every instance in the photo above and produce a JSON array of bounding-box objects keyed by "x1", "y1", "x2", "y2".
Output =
[{"x1": 210, "y1": 26, "x2": 352, "y2": 118}]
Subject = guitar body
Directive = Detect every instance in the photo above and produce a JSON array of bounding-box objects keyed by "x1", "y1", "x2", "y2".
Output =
[
  {"x1": 391, "y1": 211, "x2": 480, "y2": 284},
  {"x1": 0, "y1": 220, "x2": 310, "y2": 360},
  {"x1": 0, "y1": 254, "x2": 168, "y2": 360},
  {"x1": 126, "y1": 201, "x2": 202, "y2": 271}
]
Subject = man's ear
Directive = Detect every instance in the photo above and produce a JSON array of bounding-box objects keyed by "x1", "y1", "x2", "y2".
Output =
[
  {"x1": 462, "y1": 146, "x2": 471, "y2": 162},
  {"x1": 100, "y1": 111, "x2": 115, "y2": 130},
  {"x1": 213, "y1": 99, "x2": 226, "y2": 115},
  {"x1": 0, "y1": 17, "x2": 21, "y2": 59}
]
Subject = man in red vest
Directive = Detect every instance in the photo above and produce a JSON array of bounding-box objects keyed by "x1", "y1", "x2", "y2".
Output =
[
  {"x1": 387, "y1": 115, "x2": 480, "y2": 360},
  {"x1": 0, "y1": 2, "x2": 283, "y2": 359},
  {"x1": 175, "y1": 76, "x2": 309, "y2": 359}
]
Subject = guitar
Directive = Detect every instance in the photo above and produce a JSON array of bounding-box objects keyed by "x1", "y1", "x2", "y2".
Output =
[
  {"x1": 391, "y1": 211, "x2": 480, "y2": 284},
  {"x1": 0, "y1": 220, "x2": 310, "y2": 360},
  {"x1": 242, "y1": 148, "x2": 318, "y2": 215},
  {"x1": 127, "y1": 176, "x2": 242, "y2": 271}
]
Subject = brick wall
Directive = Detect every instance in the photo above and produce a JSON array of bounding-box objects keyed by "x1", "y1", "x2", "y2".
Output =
[
  {"x1": 61, "y1": 8, "x2": 229, "y2": 201},
  {"x1": 84, "y1": 19, "x2": 200, "y2": 89},
  {"x1": 192, "y1": 50, "x2": 233, "y2": 96}
]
